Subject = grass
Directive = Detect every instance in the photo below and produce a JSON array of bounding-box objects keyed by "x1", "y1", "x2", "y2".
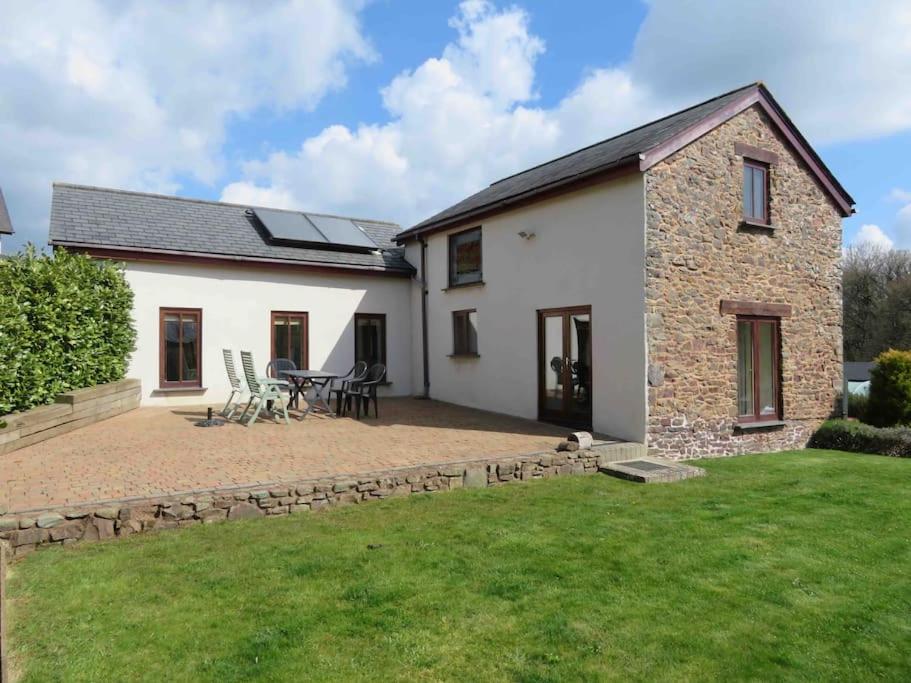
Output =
[{"x1": 6, "y1": 449, "x2": 911, "y2": 682}]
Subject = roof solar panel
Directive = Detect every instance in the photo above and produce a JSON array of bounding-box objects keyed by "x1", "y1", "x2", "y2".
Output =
[
  {"x1": 252, "y1": 208, "x2": 326, "y2": 244},
  {"x1": 306, "y1": 213, "x2": 378, "y2": 249},
  {"x1": 250, "y1": 207, "x2": 379, "y2": 252}
]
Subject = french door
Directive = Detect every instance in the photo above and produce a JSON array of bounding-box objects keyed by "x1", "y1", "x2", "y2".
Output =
[{"x1": 538, "y1": 306, "x2": 592, "y2": 429}]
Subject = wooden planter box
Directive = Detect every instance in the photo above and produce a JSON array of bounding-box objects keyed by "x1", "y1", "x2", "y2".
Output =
[{"x1": 0, "y1": 379, "x2": 141, "y2": 455}]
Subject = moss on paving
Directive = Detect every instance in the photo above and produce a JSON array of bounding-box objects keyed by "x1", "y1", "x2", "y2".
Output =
[{"x1": 7, "y1": 450, "x2": 911, "y2": 681}]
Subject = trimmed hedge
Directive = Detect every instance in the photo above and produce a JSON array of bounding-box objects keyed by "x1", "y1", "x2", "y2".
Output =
[
  {"x1": 0, "y1": 246, "x2": 136, "y2": 414},
  {"x1": 809, "y1": 419, "x2": 911, "y2": 458},
  {"x1": 867, "y1": 349, "x2": 911, "y2": 427}
]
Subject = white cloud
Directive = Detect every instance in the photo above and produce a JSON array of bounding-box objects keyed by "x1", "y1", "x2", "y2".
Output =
[
  {"x1": 225, "y1": 0, "x2": 911, "y2": 230},
  {"x1": 853, "y1": 224, "x2": 894, "y2": 250},
  {"x1": 4, "y1": 0, "x2": 911, "y2": 248},
  {"x1": 0, "y1": 0, "x2": 374, "y2": 248}
]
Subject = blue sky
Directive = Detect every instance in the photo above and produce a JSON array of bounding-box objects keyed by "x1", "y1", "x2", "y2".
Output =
[{"x1": 2, "y1": 0, "x2": 909, "y2": 251}]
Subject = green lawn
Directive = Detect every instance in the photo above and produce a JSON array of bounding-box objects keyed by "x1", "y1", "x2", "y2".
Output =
[{"x1": 7, "y1": 450, "x2": 911, "y2": 682}]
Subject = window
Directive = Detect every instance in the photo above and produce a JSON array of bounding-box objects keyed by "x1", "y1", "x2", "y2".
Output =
[
  {"x1": 448, "y1": 227, "x2": 482, "y2": 287},
  {"x1": 743, "y1": 160, "x2": 769, "y2": 224},
  {"x1": 737, "y1": 317, "x2": 780, "y2": 422},
  {"x1": 159, "y1": 308, "x2": 201, "y2": 387},
  {"x1": 355, "y1": 313, "x2": 386, "y2": 368},
  {"x1": 452, "y1": 309, "x2": 478, "y2": 356},
  {"x1": 271, "y1": 311, "x2": 308, "y2": 370}
]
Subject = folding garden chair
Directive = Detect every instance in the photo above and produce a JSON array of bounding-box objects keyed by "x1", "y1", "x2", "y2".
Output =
[
  {"x1": 220, "y1": 349, "x2": 246, "y2": 419},
  {"x1": 238, "y1": 350, "x2": 290, "y2": 426}
]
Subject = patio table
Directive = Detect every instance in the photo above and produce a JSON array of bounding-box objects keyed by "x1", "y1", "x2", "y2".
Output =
[{"x1": 282, "y1": 370, "x2": 339, "y2": 418}]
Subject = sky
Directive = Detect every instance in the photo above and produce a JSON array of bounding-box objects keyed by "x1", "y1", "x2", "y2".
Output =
[{"x1": 1, "y1": 0, "x2": 910, "y2": 253}]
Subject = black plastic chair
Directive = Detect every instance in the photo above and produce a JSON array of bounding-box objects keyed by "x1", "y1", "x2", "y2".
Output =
[
  {"x1": 329, "y1": 361, "x2": 368, "y2": 415},
  {"x1": 345, "y1": 363, "x2": 386, "y2": 419}
]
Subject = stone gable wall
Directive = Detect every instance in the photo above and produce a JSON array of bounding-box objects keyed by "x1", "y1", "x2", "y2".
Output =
[{"x1": 644, "y1": 105, "x2": 843, "y2": 458}]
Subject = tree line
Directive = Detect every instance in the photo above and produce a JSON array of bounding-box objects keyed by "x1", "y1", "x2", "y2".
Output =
[{"x1": 843, "y1": 243, "x2": 911, "y2": 361}]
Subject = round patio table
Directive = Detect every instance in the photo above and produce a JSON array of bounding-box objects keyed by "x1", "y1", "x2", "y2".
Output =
[{"x1": 281, "y1": 370, "x2": 339, "y2": 419}]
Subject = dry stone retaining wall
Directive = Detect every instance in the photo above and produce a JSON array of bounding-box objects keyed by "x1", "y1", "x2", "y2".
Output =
[
  {"x1": 0, "y1": 442, "x2": 640, "y2": 560},
  {"x1": 0, "y1": 379, "x2": 140, "y2": 455},
  {"x1": 644, "y1": 105, "x2": 843, "y2": 458}
]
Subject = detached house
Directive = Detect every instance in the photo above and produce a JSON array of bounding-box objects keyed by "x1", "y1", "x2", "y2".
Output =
[
  {"x1": 0, "y1": 187, "x2": 13, "y2": 253},
  {"x1": 49, "y1": 82, "x2": 854, "y2": 458}
]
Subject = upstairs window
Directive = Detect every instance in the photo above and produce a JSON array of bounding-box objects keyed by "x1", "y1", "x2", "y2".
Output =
[
  {"x1": 160, "y1": 308, "x2": 201, "y2": 387},
  {"x1": 743, "y1": 160, "x2": 769, "y2": 224},
  {"x1": 737, "y1": 317, "x2": 780, "y2": 422},
  {"x1": 355, "y1": 313, "x2": 386, "y2": 368},
  {"x1": 452, "y1": 309, "x2": 478, "y2": 356},
  {"x1": 448, "y1": 227, "x2": 482, "y2": 287}
]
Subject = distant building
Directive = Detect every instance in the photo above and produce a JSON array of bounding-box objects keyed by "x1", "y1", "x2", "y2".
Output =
[
  {"x1": 845, "y1": 362, "x2": 874, "y2": 396},
  {"x1": 0, "y1": 188, "x2": 13, "y2": 253}
]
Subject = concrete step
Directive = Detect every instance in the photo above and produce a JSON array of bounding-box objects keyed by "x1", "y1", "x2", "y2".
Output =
[{"x1": 599, "y1": 456, "x2": 706, "y2": 483}]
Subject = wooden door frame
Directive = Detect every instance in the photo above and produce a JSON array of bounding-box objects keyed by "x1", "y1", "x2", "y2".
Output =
[
  {"x1": 270, "y1": 311, "x2": 309, "y2": 370},
  {"x1": 536, "y1": 305, "x2": 592, "y2": 430}
]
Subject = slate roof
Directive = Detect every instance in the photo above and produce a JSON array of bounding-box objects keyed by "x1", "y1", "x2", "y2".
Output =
[
  {"x1": 845, "y1": 361, "x2": 875, "y2": 382},
  {"x1": 49, "y1": 183, "x2": 413, "y2": 275},
  {"x1": 398, "y1": 82, "x2": 853, "y2": 240},
  {"x1": 0, "y1": 188, "x2": 13, "y2": 235}
]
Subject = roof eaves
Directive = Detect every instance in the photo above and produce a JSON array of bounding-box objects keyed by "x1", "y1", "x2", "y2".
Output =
[
  {"x1": 396, "y1": 154, "x2": 640, "y2": 243},
  {"x1": 49, "y1": 240, "x2": 416, "y2": 276},
  {"x1": 638, "y1": 84, "x2": 855, "y2": 217}
]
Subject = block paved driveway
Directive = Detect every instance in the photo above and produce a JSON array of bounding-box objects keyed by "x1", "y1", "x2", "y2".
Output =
[{"x1": 2, "y1": 399, "x2": 567, "y2": 513}]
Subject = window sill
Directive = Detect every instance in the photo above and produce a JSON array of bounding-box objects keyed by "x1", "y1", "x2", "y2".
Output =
[
  {"x1": 154, "y1": 386, "x2": 207, "y2": 394},
  {"x1": 447, "y1": 353, "x2": 480, "y2": 359},
  {"x1": 442, "y1": 281, "x2": 485, "y2": 292},
  {"x1": 735, "y1": 419, "x2": 786, "y2": 431},
  {"x1": 740, "y1": 219, "x2": 776, "y2": 231}
]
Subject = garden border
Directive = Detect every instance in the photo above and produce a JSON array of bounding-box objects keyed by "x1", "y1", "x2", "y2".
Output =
[
  {"x1": 0, "y1": 441, "x2": 645, "y2": 561},
  {"x1": 0, "y1": 379, "x2": 140, "y2": 455}
]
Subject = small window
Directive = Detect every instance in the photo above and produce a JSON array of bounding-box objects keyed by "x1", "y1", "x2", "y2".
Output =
[
  {"x1": 743, "y1": 160, "x2": 769, "y2": 223},
  {"x1": 271, "y1": 311, "x2": 308, "y2": 370},
  {"x1": 448, "y1": 227, "x2": 482, "y2": 287},
  {"x1": 160, "y1": 308, "x2": 201, "y2": 387},
  {"x1": 355, "y1": 313, "x2": 386, "y2": 368},
  {"x1": 452, "y1": 309, "x2": 478, "y2": 356},
  {"x1": 737, "y1": 317, "x2": 780, "y2": 422}
]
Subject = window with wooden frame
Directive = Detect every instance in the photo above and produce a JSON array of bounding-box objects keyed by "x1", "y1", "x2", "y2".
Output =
[
  {"x1": 452, "y1": 309, "x2": 478, "y2": 356},
  {"x1": 354, "y1": 313, "x2": 386, "y2": 368},
  {"x1": 742, "y1": 159, "x2": 770, "y2": 224},
  {"x1": 736, "y1": 317, "x2": 781, "y2": 422},
  {"x1": 448, "y1": 227, "x2": 482, "y2": 287},
  {"x1": 159, "y1": 308, "x2": 202, "y2": 388},
  {"x1": 271, "y1": 311, "x2": 308, "y2": 370}
]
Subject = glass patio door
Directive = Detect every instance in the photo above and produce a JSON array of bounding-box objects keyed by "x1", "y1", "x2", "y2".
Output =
[{"x1": 538, "y1": 306, "x2": 592, "y2": 429}]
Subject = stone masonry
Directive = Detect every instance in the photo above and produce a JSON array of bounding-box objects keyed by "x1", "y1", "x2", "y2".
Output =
[
  {"x1": 645, "y1": 105, "x2": 843, "y2": 458},
  {"x1": 0, "y1": 442, "x2": 643, "y2": 560}
]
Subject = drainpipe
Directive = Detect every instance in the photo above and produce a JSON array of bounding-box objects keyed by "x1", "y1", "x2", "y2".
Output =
[{"x1": 419, "y1": 236, "x2": 430, "y2": 399}]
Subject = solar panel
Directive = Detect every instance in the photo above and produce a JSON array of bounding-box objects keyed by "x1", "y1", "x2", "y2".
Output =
[
  {"x1": 250, "y1": 208, "x2": 379, "y2": 252},
  {"x1": 306, "y1": 213, "x2": 378, "y2": 250},
  {"x1": 252, "y1": 208, "x2": 326, "y2": 244}
]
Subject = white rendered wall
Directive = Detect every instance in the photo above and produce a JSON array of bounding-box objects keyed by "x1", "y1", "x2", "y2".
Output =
[
  {"x1": 411, "y1": 175, "x2": 648, "y2": 442},
  {"x1": 123, "y1": 261, "x2": 413, "y2": 406}
]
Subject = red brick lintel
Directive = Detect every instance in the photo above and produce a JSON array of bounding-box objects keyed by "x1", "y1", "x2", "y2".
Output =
[{"x1": 719, "y1": 300, "x2": 792, "y2": 317}]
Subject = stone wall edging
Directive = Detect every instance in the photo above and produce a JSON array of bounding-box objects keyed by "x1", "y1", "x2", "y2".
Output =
[{"x1": 0, "y1": 443, "x2": 631, "y2": 561}]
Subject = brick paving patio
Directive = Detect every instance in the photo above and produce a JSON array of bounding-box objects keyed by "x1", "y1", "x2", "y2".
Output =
[{"x1": 1, "y1": 399, "x2": 571, "y2": 514}]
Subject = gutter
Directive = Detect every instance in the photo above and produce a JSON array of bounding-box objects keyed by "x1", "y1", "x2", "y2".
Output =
[{"x1": 419, "y1": 236, "x2": 430, "y2": 399}]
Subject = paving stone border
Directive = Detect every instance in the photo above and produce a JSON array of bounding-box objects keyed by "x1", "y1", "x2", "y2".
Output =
[
  {"x1": 0, "y1": 441, "x2": 644, "y2": 562},
  {"x1": 0, "y1": 378, "x2": 141, "y2": 455}
]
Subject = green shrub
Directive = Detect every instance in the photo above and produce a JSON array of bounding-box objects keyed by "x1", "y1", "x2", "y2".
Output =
[
  {"x1": 0, "y1": 246, "x2": 136, "y2": 414},
  {"x1": 847, "y1": 391, "x2": 869, "y2": 421},
  {"x1": 866, "y1": 349, "x2": 911, "y2": 427},
  {"x1": 809, "y1": 419, "x2": 911, "y2": 457}
]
